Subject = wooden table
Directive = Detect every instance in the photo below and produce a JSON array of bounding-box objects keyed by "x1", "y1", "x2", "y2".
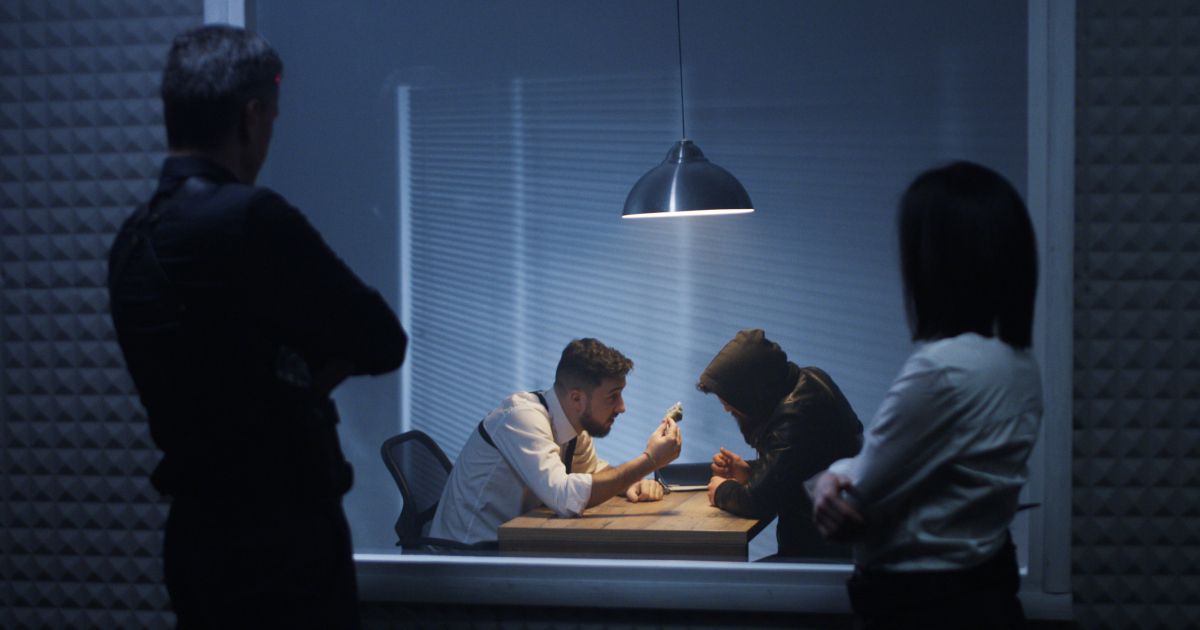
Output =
[{"x1": 497, "y1": 490, "x2": 769, "y2": 561}]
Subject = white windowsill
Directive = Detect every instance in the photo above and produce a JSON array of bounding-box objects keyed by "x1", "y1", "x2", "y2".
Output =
[{"x1": 354, "y1": 554, "x2": 1072, "y2": 619}]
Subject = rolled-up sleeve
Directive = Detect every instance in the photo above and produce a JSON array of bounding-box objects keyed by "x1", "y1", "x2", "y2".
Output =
[{"x1": 488, "y1": 404, "x2": 592, "y2": 517}]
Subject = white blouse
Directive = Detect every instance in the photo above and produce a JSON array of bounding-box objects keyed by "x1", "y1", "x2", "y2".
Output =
[{"x1": 825, "y1": 333, "x2": 1043, "y2": 571}]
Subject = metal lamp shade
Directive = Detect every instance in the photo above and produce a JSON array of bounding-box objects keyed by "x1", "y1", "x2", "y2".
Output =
[{"x1": 622, "y1": 140, "x2": 754, "y2": 218}]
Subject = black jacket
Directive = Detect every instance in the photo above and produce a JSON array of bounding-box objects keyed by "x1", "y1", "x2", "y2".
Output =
[
  {"x1": 108, "y1": 156, "x2": 406, "y2": 503},
  {"x1": 701, "y1": 330, "x2": 863, "y2": 558}
]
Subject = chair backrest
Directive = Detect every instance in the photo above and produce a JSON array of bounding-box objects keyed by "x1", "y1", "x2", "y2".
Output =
[{"x1": 381, "y1": 430, "x2": 454, "y2": 546}]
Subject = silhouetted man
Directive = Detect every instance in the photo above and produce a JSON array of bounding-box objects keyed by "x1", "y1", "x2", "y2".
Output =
[{"x1": 108, "y1": 25, "x2": 405, "y2": 629}]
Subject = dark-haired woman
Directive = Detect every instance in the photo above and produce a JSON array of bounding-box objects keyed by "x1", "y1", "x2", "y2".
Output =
[{"x1": 810, "y1": 161, "x2": 1041, "y2": 630}]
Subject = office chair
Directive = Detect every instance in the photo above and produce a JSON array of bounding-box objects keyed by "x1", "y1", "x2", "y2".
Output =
[{"x1": 380, "y1": 430, "x2": 488, "y2": 551}]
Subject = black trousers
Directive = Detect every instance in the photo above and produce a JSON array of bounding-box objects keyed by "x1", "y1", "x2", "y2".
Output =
[
  {"x1": 163, "y1": 497, "x2": 361, "y2": 630},
  {"x1": 846, "y1": 534, "x2": 1026, "y2": 630}
]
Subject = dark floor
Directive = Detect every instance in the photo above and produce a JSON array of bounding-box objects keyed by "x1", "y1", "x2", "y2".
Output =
[
  {"x1": 362, "y1": 603, "x2": 843, "y2": 629},
  {"x1": 361, "y1": 602, "x2": 1081, "y2": 630}
]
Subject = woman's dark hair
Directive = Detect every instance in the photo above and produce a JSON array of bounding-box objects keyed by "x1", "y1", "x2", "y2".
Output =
[
  {"x1": 898, "y1": 161, "x2": 1038, "y2": 349},
  {"x1": 554, "y1": 339, "x2": 633, "y2": 395},
  {"x1": 161, "y1": 24, "x2": 283, "y2": 150}
]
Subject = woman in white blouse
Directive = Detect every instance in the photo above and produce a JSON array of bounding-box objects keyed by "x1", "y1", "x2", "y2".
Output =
[{"x1": 810, "y1": 161, "x2": 1041, "y2": 629}]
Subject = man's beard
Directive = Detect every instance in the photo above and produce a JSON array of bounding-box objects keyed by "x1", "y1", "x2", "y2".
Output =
[{"x1": 579, "y1": 409, "x2": 613, "y2": 438}]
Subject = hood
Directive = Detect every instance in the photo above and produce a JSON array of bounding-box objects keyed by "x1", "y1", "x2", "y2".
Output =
[{"x1": 699, "y1": 329, "x2": 800, "y2": 445}]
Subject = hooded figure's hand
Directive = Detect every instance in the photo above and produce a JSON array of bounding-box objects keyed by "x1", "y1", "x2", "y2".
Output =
[{"x1": 711, "y1": 447, "x2": 750, "y2": 484}]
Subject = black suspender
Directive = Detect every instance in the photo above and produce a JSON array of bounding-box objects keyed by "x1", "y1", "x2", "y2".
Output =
[
  {"x1": 476, "y1": 391, "x2": 578, "y2": 474},
  {"x1": 476, "y1": 418, "x2": 497, "y2": 448},
  {"x1": 561, "y1": 435, "x2": 578, "y2": 476}
]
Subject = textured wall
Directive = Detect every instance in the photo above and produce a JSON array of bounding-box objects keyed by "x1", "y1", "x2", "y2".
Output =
[
  {"x1": 1073, "y1": 1, "x2": 1200, "y2": 629},
  {"x1": 0, "y1": 1, "x2": 200, "y2": 629}
]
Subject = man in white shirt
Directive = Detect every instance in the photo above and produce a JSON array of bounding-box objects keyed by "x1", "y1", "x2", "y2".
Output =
[{"x1": 430, "y1": 338, "x2": 682, "y2": 546}]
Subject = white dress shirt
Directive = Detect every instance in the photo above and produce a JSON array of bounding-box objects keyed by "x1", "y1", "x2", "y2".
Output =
[
  {"x1": 429, "y1": 390, "x2": 608, "y2": 545},
  {"x1": 824, "y1": 333, "x2": 1043, "y2": 572}
]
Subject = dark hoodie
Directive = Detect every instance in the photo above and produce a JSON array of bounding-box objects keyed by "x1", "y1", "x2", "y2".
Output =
[{"x1": 700, "y1": 329, "x2": 863, "y2": 558}]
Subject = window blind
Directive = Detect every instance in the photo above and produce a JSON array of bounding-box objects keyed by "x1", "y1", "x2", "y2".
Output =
[{"x1": 400, "y1": 72, "x2": 936, "y2": 467}]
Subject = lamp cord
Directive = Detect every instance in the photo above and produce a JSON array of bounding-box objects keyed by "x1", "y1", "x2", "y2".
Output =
[{"x1": 676, "y1": 0, "x2": 686, "y2": 140}]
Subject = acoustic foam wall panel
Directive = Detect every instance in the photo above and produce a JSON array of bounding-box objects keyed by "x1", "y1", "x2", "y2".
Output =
[
  {"x1": 1074, "y1": 1, "x2": 1200, "y2": 629},
  {"x1": 1, "y1": 1, "x2": 201, "y2": 628}
]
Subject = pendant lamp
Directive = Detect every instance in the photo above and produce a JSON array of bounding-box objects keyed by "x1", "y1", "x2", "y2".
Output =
[{"x1": 622, "y1": 0, "x2": 753, "y2": 219}]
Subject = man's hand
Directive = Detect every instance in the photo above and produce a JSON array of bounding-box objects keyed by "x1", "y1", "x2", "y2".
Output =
[
  {"x1": 711, "y1": 447, "x2": 750, "y2": 484},
  {"x1": 645, "y1": 417, "x2": 682, "y2": 468},
  {"x1": 811, "y1": 471, "x2": 866, "y2": 541},
  {"x1": 626, "y1": 478, "x2": 664, "y2": 503},
  {"x1": 707, "y1": 475, "x2": 730, "y2": 506},
  {"x1": 588, "y1": 418, "x2": 680, "y2": 509}
]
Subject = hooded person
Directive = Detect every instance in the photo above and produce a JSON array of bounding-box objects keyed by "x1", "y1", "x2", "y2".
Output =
[{"x1": 698, "y1": 329, "x2": 864, "y2": 559}]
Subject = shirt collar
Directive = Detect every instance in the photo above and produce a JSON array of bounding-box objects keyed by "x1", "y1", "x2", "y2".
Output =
[
  {"x1": 157, "y1": 155, "x2": 240, "y2": 193},
  {"x1": 542, "y1": 389, "x2": 579, "y2": 445}
]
